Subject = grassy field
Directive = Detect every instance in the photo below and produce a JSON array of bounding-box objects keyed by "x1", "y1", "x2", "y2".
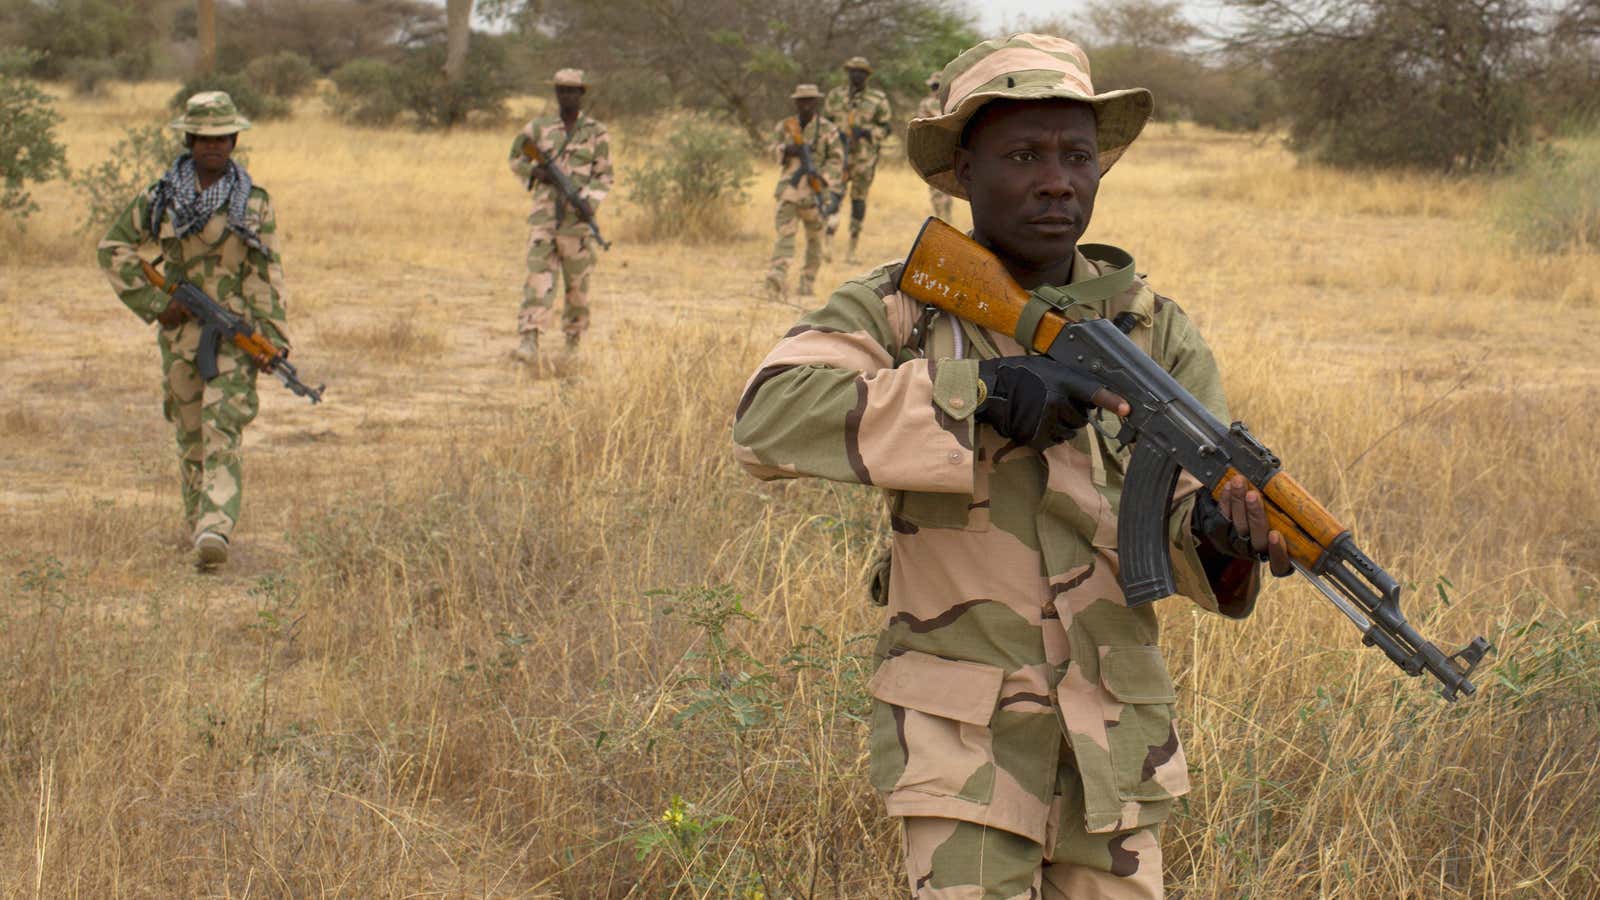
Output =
[{"x1": 2, "y1": 83, "x2": 1599, "y2": 897}]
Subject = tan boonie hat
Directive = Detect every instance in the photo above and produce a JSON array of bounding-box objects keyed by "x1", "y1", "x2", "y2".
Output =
[
  {"x1": 168, "y1": 91, "x2": 251, "y2": 136},
  {"x1": 843, "y1": 56, "x2": 872, "y2": 72},
  {"x1": 907, "y1": 33, "x2": 1153, "y2": 199},
  {"x1": 551, "y1": 68, "x2": 587, "y2": 88},
  {"x1": 790, "y1": 83, "x2": 824, "y2": 100}
]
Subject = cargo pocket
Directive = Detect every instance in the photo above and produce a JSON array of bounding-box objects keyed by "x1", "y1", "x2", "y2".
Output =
[
  {"x1": 867, "y1": 650, "x2": 1004, "y2": 804},
  {"x1": 1099, "y1": 645, "x2": 1189, "y2": 802}
]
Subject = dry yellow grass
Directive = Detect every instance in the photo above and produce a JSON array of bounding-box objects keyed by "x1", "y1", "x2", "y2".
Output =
[{"x1": 2, "y1": 84, "x2": 1598, "y2": 897}]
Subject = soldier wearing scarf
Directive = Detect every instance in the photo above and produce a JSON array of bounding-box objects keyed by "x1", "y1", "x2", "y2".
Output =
[{"x1": 98, "y1": 91, "x2": 289, "y2": 568}]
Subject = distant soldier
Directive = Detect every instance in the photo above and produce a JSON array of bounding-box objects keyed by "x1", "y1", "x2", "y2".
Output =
[
  {"x1": 764, "y1": 83, "x2": 845, "y2": 302},
  {"x1": 823, "y1": 56, "x2": 893, "y2": 263},
  {"x1": 97, "y1": 91, "x2": 289, "y2": 568},
  {"x1": 508, "y1": 68, "x2": 614, "y2": 365},
  {"x1": 917, "y1": 72, "x2": 954, "y2": 222}
]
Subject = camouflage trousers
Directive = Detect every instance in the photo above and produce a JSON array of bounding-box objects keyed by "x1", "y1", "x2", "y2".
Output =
[
  {"x1": 520, "y1": 227, "x2": 596, "y2": 337},
  {"x1": 901, "y1": 742, "x2": 1163, "y2": 899},
  {"x1": 826, "y1": 163, "x2": 877, "y2": 239},
  {"x1": 159, "y1": 325, "x2": 259, "y2": 543},
  {"x1": 930, "y1": 186, "x2": 954, "y2": 222},
  {"x1": 767, "y1": 199, "x2": 825, "y2": 291}
]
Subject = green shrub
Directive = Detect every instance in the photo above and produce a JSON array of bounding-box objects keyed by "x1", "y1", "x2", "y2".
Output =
[
  {"x1": 245, "y1": 51, "x2": 318, "y2": 100},
  {"x1": 328, "y1": 58, "x2": 405, "y2": 126},
  {"x1": 1494, "y1": 137, "x2": 1600, "y2": 252},
  {"x1": 73, "y1": 123, "x2": 185, "y2": 233},
  {"x1": 171, "y1": 72, "x2": 291, "y2": 122},
  {"x1": 0, "y1": 49, "x2": 70, "y2": 224},
  {"x1": 628, "y1": 113, "x2": 753, "y2": 243},
  {"x1": 395, "y1": 35, "x2": 513, "y2": 129}
]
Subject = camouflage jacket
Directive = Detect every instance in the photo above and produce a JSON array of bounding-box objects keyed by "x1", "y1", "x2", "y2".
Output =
[
  {"x1": 97, "y1": 178, "x2": 288, "y2": 348},
  {"x1": 823, "y1": 86, "x2": 892, "y2": 170},
  {"x1": 733, "y1": 249, "x2": 1261, "y2": 842},
  {"x1": 766, "y1": 115, "x2": 846, "y2": 204},
  {"x1": 508, "y1": 112, "x2": 614, "y2": 235}
]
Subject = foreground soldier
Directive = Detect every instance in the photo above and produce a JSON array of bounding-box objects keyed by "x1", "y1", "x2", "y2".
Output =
[
  {"x1": 97, "y1": 91, "x2": 289, "y2": 568},
  {"x1": 822, "y1": 56, "x2": 892, "y2": 263},
  {"x1": 764, "y1": 83, "x2": 845, "y2": 302},
  {"x1": 734, "y1": 34, "x2": 1289, "y2": 897},
  {"x1": 917, "y1": 72, "x2": 954, "y2": 222},
  {"x1": 508, "y1": 68, "x2": 614, "y2": 365}
]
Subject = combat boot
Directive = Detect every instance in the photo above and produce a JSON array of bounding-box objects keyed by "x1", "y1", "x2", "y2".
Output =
[
  {"x1": 512, "y1": 332, "x2": 539, "y2": 365},
  {"x1": 195, "y1": 532, "x2": 229, "y2": 568},
  {"x1": 846, "y1": 234, "x2": 861, "y2": 264},
  {"x1": 796, "y1": 276, "x2": 814, "y2": 297},
  {"x1": 564, "y1": 333, "x2": 581, "y2": 353},
  {"x1": 763, "y1": 273, "x2": 786, "y2": 303}
]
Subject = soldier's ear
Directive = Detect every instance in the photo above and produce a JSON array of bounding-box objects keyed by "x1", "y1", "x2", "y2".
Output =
[{"x1": 953, "y1": 146, "x2": 974, "y2": 194}]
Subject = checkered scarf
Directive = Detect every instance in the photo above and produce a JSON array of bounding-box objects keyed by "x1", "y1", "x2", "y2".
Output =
[{"x1": 147, "y1": 154, "x2": 263, "y2": 252}]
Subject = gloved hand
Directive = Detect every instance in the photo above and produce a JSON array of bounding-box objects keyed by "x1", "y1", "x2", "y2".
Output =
[
  {"x1": 781, "y1": 143, "x2": 803, "y2": 160},
  {"x1": 976, "y1": 355, "x2": 1109, "y2": 450},
  {"x1": 852, "y1": 126, "x2": 873, "y2": 142}
]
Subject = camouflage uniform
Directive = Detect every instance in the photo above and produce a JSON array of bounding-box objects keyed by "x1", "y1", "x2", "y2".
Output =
[
  {"x1": 508, "y1": 101, "x2": 613, "y2": 340},
  {"x1": 823, "y1": 60, "x2": 893, "y2": 254},
  {"x1": 765, "y1": 102, "x2": 845, "y2": 298},
  {"x1": 916, "y1": 93, "x2": 954, "y2": 221},
  {"x1": 735, "y1": 34, "x2": 1253, "y2": 899},
  {"x1": 97, "y1": 93, "x2": 287, "y2": 549}
]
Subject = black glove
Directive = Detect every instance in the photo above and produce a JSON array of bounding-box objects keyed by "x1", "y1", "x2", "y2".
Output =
[
  {"x1": 976, "y1": 356, "x2": 1103, "y2": 450},
  {"x1": 1190, "y1": 490, "x2": 1260, "y2": 560}
]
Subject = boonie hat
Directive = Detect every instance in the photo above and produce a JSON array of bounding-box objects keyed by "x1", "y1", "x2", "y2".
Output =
[
  {"x1": 790, "y1": 83, "x2": 824, "y2": 100},
  {"x1": 168, "y1": 91, "x2": 251, "y2": 136},
  {"x1": 907, "y1": 33, "x2": 1153, "y2": 199},
  {"x1": 843, "y1": 56, "x2": 872, "y2": 72},
  {"x1": 551, "y1": 68, "x2": 587, "y2": 88}
]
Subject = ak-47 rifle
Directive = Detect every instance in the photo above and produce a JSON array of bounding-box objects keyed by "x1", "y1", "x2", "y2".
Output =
[
  {"x1": 896, "y1": 218, "x2": 1491, "y2": 701},
  {"x1": 518, "y1": 134, "x2": 611, "y2": 250},
  {"x1": 140, "y1": 260, "x2": 324, "y2": 404},
  {"x1": 782, "y1": 117, "x2": 839, "y2": 217}
]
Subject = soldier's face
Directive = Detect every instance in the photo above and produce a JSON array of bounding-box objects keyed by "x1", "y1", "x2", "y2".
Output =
[
  {"x1": 848, "y1": 68, "x2": 869, "y2": 90},
  {"x1": 186, "y1": 133, "x2": 236, "y2": 176},
  {"x1": 555, "y1": 85, "x2": 584, "y2": 115},
  {"x1": 795, "y1": 97, "x2": 819, "y2": 121},
  {"x1": 928, "y1": 82, "x2": 940, "y2": 94},
  {"x1": 954, "y1": 99, "x2": 1101, "y2": 274}
]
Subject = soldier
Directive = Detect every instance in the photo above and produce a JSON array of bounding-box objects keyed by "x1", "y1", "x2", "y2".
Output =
[
  {"x1": 97, "y1": 91, "x2": 289, "y2": 568},
  {"x1": 734, "y1": 34, "x2": 1292, "y2": 898},
  {"x1": 508, "y1": 68, "x2": 614, "y2": 365},
  {"x1": 917, "y1": 72, "x2": 955, "y2": 222},
  {"x1": 764, "y1": 83, "x2": 846, "y2": 302},
  {"x1": 822, "y1": 55, "x2": 892, "y2": 263}
]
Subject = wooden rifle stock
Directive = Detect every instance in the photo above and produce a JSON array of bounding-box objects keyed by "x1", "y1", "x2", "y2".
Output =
[
  {"x1": 139, "y1": 259, "x2": 284, "y2": 373},
  {"x1": 782, "y1": 117, "x2": 828, "y2": 197}
]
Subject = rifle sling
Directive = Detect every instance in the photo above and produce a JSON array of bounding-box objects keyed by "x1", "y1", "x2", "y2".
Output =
[{"x1": 1012, "y1": 245, "x2": 1138, "y2": 350}]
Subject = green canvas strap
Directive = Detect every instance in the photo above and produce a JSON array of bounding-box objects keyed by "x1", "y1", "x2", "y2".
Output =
[{"x1": 1013, "y1": 244, "x2": 1138, "y2": 350}]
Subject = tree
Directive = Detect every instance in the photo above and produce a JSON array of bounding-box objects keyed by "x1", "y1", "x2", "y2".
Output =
[
  {"x1": 1084, "y1": 0, "x2": 1199, "y2": 51},
  {"x1": 445, "y1": 0, "x2": 471, "y2": 84},
  {"x1": 1225, "y1": 0, "x2": 1548, "y2": 170},
  {"x1": 197, "y1": 0, "x2": 215, "y2": 73}
]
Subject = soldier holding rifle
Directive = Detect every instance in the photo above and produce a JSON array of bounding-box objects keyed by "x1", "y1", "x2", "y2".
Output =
[
  {"x1": 734, "y1": 35, "x2": 1292, "y2": 897},
  {"x1": 508, "y1": 68, "x2": 614, "y2": 365},
  {"x1": 764, "y1": 83, "x2": 845, "y2": 302},
  {"x1": 822, "y1": 56, "x2": 892, "y2": 263},
  {"x1": 98, "y1": 91, "x2": 292, "y2": 569}
]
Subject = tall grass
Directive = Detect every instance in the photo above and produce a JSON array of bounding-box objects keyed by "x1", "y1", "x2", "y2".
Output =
[{"x1": 2, "y1": 85, "x2": 1598, "y2": 896}]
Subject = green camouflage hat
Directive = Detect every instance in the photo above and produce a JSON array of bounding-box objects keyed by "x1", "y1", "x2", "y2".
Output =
[
  {"x1": 790, "y1": 83, "x2": 824, "y2": 100},
  {"x1": 907, "y1": 33, "x2": 1153, "y2": 199},
  {"x1": 843, "y1": 56, "x2": 872, "y2": 72},
  {"x1": 169, "y1": 91, "x2": 252, "y2": 136}
]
